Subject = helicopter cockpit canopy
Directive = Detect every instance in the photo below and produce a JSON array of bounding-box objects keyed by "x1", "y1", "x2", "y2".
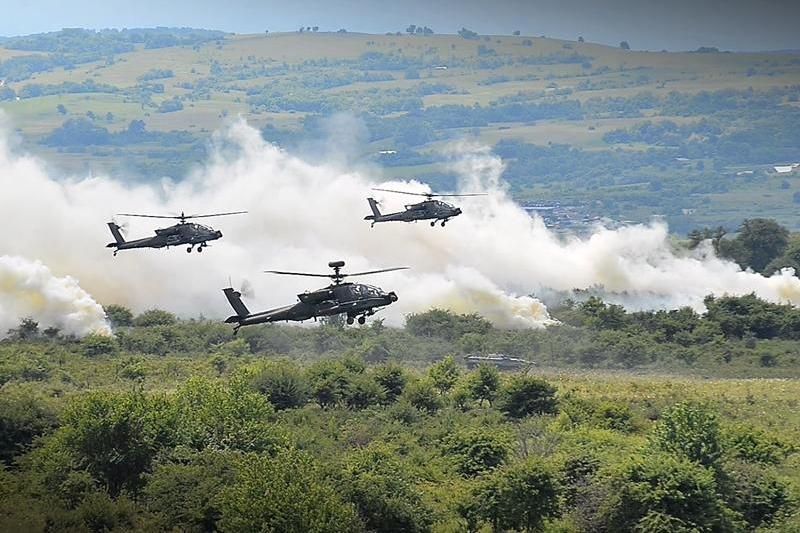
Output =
[{"x1": 344, "y1": 284, "x2": 385, "y2": 299}]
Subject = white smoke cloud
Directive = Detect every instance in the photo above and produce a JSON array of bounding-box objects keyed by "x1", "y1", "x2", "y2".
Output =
[
  {"x1": 2, "y1": 115, "x2": 800, "y2": 338},
  {"x1": 0, "y1": 255, "x2": 110, "y2": 337}
]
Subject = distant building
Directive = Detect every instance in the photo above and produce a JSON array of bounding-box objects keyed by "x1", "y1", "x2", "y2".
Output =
[
  {"x1": 465, "y1": 354, "x2": 531, "y2": 370},
  {"x1": 774, "y1": 163, "x2": 799, "y2": 174}
]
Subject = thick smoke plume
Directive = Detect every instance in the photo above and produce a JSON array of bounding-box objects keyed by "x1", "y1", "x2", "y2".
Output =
[
  {"x1": 0, "y1": 255, "x2": 110, "y2": 337},
  {"x1": 1, "y1": 116, "x2": 800, "y2": 338}
]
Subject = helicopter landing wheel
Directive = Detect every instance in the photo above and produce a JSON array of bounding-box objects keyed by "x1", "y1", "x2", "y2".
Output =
[
  {"x1": 358, "y1": 316, "x2": 366, "y2": 325},
  {"x1": 197, "y1": 245, "x2": 204, "y2": 253},
  {"x1": 346, "y1": 316, "x2": 355, "y2": 325},
  {"x1": 186, "y1": 247, "x2": 193, "y2": 253},
  {"x1": 430, "y1": 221, "x2": 436, "y2": 227},
  {"x1": 441, "y1": 220, "x2": 447, "y2": 227}
]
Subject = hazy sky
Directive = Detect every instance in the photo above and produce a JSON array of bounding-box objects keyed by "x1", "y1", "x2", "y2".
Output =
[{"x1": 0, "y1": 0, "x2": 798, "y2": 51}]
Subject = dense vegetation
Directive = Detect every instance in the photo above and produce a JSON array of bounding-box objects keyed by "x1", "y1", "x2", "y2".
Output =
[{"x1": 2, "y1": 298, "x2": 800, "y2": 531}]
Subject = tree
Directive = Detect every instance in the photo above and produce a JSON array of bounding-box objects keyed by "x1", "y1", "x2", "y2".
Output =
[
  {"x1": 495, "y1": 375, "x2": 558, "y2": 418},
  {"x1": 513, "y1": 30, "x2": 521, "y2": 36},
  {"x1": 56, "y1": 103, "x2": 67, "y2": 115},
  {"x1": 464, "y1": 459, "x2": 559, "y2": 532},
  {"x1": 467, "y1": 363, "x2": 500, "y2": 406},
  {"x1": 104, "y1": 304, "x2": 133, "y2": 328},
  {"x1": 428, "y1": 355, "x2": 461, "y2": 394},
  {"x1": 651, "y1": 401, "x2": 721, "y2": 467},
  {"x1": 733, "y1": 218, "x2": 789, "y2": 273},
  {"x1": 312, "y1": 26, "x2": 319, "y2": 32},
  {"x1": 620, "y1": 41, "x2": 631, "y2": 50},
  {"x1": 7, "y1": 318, "x2": 40, "y2": 340},
  {"x1": 406, "y1": 24, "x2": 417, "y2": 35},
  {"x1": 219, "y1": 450, "x2": 362, "y2": 532},
  {"x1": 578, "y1": 36, "x2": 585, "y2": 42}
]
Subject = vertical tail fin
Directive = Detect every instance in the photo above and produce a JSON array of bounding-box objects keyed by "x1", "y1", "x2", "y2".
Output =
[
  {"x1": 366, "y1": 198, "x2": 381, "y2": 218},
  {"x1": 107, "y1": 222, "x2": 125, "y2": 244},
  {"x1": 223, "y1": 288, "x2": 250, "y2": 318}
]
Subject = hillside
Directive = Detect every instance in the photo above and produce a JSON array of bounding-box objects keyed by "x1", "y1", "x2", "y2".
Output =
[{"x1": 1, "y1": 28, "x2": 799, "y2": 232}]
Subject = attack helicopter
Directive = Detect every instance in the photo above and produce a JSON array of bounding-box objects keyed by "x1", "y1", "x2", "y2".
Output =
[
  {"x1": 106, "y1": 211, "x2": 246, "y2": 256},
  {"x1": 223, "y1": 261, "x2": 407, "y2": 332},
  {"x1": 365, "y1": 188, "x2": 487, "y2": 227}
]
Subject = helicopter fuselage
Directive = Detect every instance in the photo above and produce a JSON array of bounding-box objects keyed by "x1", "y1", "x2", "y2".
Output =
[
  {"x1": 107, "y1": 222, "x2": 223, "y2": 255},
  {"x1": 365, "y1": 198, "x2": 463, "y2": 227},
  {"x1": 224, "y1": 282, "x2": 399, "y2": 330}
]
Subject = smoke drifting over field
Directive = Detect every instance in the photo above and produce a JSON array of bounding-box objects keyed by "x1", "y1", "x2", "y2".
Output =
[
  {"x1": 0, "y1": 256, "x2": 111, "y2": 337},
  {"x1": 2, "y1": 117, "x2": 800, "y2": 338}
]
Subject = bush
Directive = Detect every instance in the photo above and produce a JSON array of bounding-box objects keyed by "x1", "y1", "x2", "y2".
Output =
[
  {"x1": 81, "y1": 334, "x2": 117, "y2": 357},
  {"x1": 592, "y1": 453, "x2": 734, "y2": 532},
  {"x1": 443, "y1": 428, "x2": 510, "y2": 477},
  {"x1": 104, "y1": 304, "x2": 133, "y2": 328},
  {"x1": 133, "y1": 309, "x2": 177, "y2": 327},
  {"x1": 249, "y1": 361, "x2": 309, "y2": 410},
  {"x1": 651, "y1": 401, "x2": 721, "y2": 467},
  {"x1": 371, "y1": 363, "x2": 407, "y2": 403},
  {"x1": 0, "y1": 390, "x2": 57, "y2": 464},
  {"x1": 495, "y1": 375, "x2": 557, "y2": 418},
  {"x1": 463, "y1": 459, "x2": 559, "y2": 532},
  {"x1": 218, "y1": 450, "x2": 362, "y2": 532},
  {"x1": 402, "y1": 379, "x2": 442, "y2": 413},
  {"x1": 718, "y1": 460, "x2": 790, "y2": 529},
  {"x1": 338, "y1": 444, "x2": 432, "y2": 532}
]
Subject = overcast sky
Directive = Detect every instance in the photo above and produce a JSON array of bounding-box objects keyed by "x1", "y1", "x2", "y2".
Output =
[{"x1": 1, "y1": 0, "x2": 798, "y2": 52}]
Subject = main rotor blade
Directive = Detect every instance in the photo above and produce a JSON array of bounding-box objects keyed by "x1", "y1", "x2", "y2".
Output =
[
  {"x1": 344, "y1": 267, "x2": 410, "y2": 277},
  {"x1": 264, "y1": 270, "x2": 333, "y2": 278},
  {"x1": 431, "y1": 193, "x2": 488, "y2": 197},
  {"x1": 183, "y1": 211, "x2": 248, "y2": 219},
  {"x1": 117, "y1": 213, "x2": 182, "y2": 219},
  {"x1": 371, "y1": 188, "x2": 432, "y2": 197},
  {"x1": 372, "y1": 188, "x2": 487, "y2": 198}
]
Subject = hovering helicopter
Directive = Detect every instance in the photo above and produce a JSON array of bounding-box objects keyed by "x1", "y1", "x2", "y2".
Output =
[
  {"x1": 106, "y1": 211, "x2": 247, "y2": 256},
  {"x1": 365, "y1": 188, "x2": 487, "y2": 227},
  {"x1": 223, "y1": 260, "x2": 407, "y2": 332}
]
